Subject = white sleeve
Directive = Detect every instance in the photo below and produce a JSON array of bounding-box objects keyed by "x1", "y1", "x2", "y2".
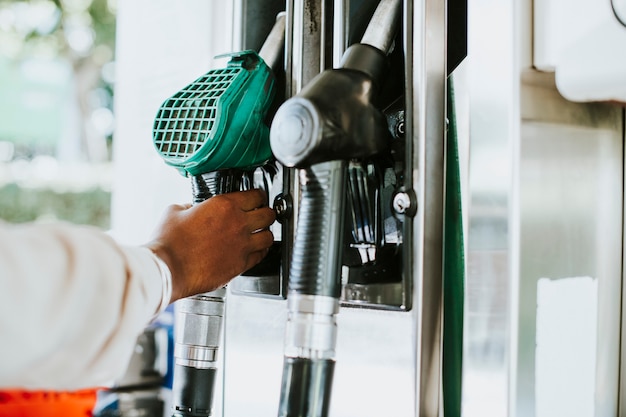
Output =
[{"x1": 0, "y1": 221, "x2": 167, "y2": 390}]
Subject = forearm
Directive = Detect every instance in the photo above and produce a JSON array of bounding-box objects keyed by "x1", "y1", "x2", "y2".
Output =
[{"x1": 0, "y1": 221, "x2": 165, "y2": 390}]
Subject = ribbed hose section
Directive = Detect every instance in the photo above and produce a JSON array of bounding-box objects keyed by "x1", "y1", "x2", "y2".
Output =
[
  {"x1": 289, "y1": 161, "x2": 347, "y2": 297},
  {"x1": 191, "y1": 169, "x2": 244, "y2": 204}
]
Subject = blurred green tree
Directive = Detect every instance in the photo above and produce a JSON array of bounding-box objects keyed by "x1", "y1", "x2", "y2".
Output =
[
  {"x1": 0, "y1": 183, "x2": 110, "y2": 226},
  {"x1": 0, "y1": 0, "x2": 116, "y2": 161},
  {"x1": 0, "y1": 0, "x2": 116, "y2": 226}
]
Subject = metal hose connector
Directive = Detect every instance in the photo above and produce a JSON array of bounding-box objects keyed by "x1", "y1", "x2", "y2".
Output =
[
  {"x1": 174, "y1": 289, "x2": 226, "y2": 369},
  {"x1": 284, "y1": 294, "x2": 339, "y2": 360},
  {"x1": 171, "y1": 288, "x2": 226, "y2": 417}
]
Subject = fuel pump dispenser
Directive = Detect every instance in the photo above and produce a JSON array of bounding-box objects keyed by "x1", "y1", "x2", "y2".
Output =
[
  {"x1": 269, "y1": 0, "x2": 402, "y2": 415},
  {"x1": 151, "y1": 14, "x2": 285, "y2": 417}
]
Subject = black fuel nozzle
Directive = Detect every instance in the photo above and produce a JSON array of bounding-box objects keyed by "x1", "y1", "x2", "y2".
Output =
[
  {"x1": 269, "y1": 0, "x2": 401, "y2": 169},
  {"x1": 270, "y1": 1, "x2": 402, "y2": 416}
]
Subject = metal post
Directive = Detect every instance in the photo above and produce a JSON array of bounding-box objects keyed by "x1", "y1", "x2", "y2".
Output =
[{"x1": 404, "y1": 0, "x2": 447, "y2": 415}]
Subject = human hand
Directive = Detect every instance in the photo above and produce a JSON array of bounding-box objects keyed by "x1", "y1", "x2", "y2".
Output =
[{"x1": 146, "y1": 189, "x2": 276, "y2": 302}]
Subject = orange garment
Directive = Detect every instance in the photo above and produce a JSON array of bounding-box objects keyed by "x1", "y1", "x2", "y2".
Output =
[{"x1": 0, "y1": 389, "x2": 98, "y2": 417}]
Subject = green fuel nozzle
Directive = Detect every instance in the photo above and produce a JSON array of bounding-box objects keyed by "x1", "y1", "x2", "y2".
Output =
[
  {"x1": 152, "y1": 50, "x2": 276, "y2": 178},
  {"x1": 151, "y1": 13, "x2": 285, "y2": 417}
]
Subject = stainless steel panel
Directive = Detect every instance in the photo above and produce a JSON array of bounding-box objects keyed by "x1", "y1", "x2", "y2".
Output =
[
  {"x1": 515, "y1": 71, "x2": 623, "y2": 417},
  {"x1": 330, "y1": 309, "x2": 414, "y2": 417},
  {"x1": 405, "y1": 0, "x2": 447, "y2": 414},
  {"x1": 462, "y1": 0, "x2": 624, "y2": 415},
  {"x1": 288, "y1": 0, "x2": 334, "y2": 94},
  {"x1": 222, "y1": 295, "x2": 286, "y2": 417},
  {"x1": 223, "y1": 290, "x2": 416, "y2": 417}
]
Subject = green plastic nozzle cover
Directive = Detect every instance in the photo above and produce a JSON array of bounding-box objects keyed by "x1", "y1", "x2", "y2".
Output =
[{"x1": 152, "y1": 51, "x2": 275, "y2": 177}]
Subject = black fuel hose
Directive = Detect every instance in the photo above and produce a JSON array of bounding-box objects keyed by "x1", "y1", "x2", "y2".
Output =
[{"x1": 278, "y1": 162, "x2": 346, "y2": 417}]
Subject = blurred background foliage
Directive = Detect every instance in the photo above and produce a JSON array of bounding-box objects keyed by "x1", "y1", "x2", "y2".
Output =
[
  {"x1": 0, "y1": 0, "x2": 116, "y2": 226},
  {"x1": 0, "y1": 183, "x2": 110, "y2": 226}
]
